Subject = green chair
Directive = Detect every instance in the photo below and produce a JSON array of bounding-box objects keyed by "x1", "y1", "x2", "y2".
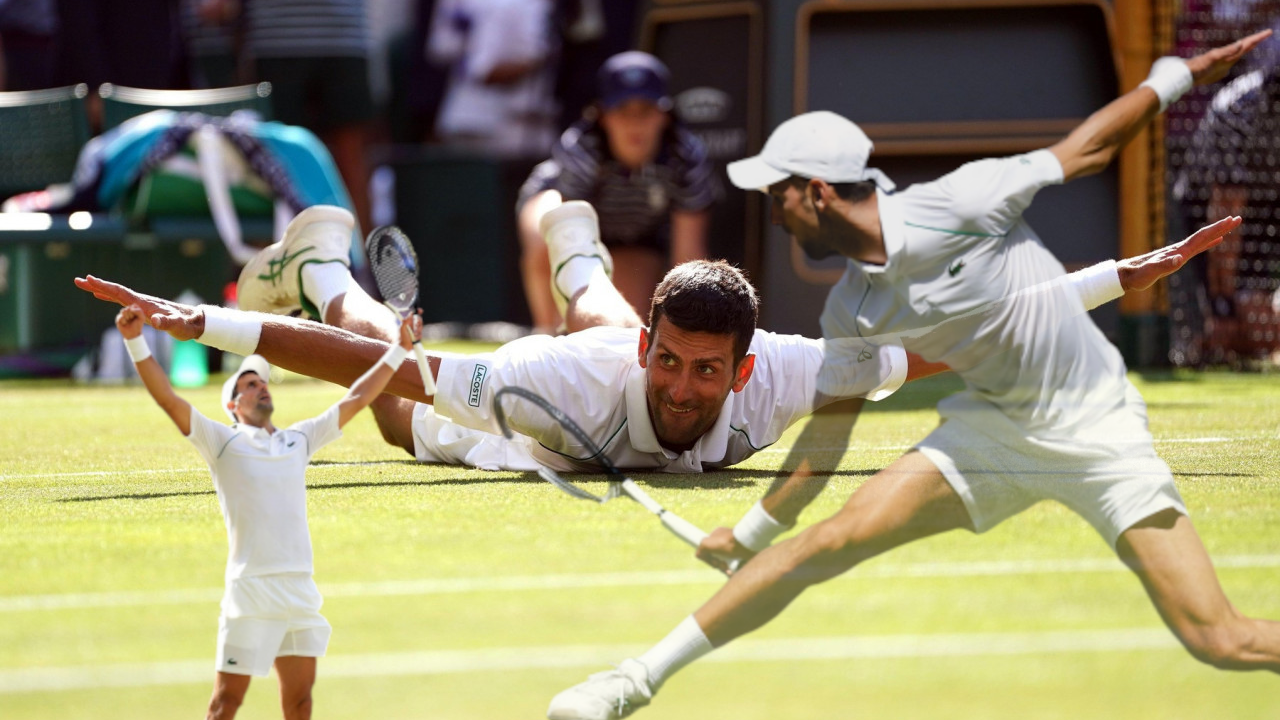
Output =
[
  {"x1": 98, "y1": 82, "x2": 273, "y2": 130},
  {"x1": 0, "y1": 84, "x2": 91, "y2": 200}
]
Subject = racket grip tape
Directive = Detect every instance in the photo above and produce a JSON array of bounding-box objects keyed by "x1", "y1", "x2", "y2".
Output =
[{"x1": 413, "y1": 342, "x2": 436, "y2": 396}]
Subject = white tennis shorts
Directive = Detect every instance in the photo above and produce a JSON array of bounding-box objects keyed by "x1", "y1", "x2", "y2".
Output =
[
  {"x1": 412, "y1": 402, "x2": 540, "y2": 471},
  {"x1": 915, "y1": 385, "x2": 1187, "y2": 548},
  {"x1": 216, "y1": 574, "x2": 331, "y2": 677}
]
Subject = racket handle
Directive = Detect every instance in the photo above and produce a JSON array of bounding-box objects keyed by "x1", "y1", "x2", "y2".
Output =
[
  {"x1": 413, "y1": 342, "x2": 436, "y2": 396},
  {"x1": 659, "y1": 511, "x2": 708, "y2": 548}
]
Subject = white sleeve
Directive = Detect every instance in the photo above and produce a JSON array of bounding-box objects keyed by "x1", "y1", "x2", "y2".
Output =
[
  {"x1": 433, "y1": 332, "x2": 628, "y2": 447},
  {"x1": 184, "y1": 406, "x2": 234, "y2": 467},
  {"x1": 815, "y1": 337, "x2": 908, "y2": 402},
  {"x1": 931, "y1": 149, "x2": 1064, "y2": 235},
  {"x1": 287, "y1": 404, "x2": 344, "y2": 458}
]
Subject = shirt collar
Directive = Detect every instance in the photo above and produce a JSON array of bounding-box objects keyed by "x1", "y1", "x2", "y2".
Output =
[
  {"x1": 856, "y1": 188, "x2": 904, "y2": 276},
  {"x1": 623, "y1": 361, "x2": 735, "y2": 462}
]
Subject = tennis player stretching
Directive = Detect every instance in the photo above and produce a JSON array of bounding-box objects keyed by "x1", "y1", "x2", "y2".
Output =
[
  {"x1": 116, "y1": 304, "x2": 419, "y2": 720},
  {"x1": 548, "y1": 30, "x2": 1278, "y2": 719}
]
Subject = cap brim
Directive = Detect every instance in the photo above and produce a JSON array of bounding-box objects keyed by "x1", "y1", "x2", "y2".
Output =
[{"x1": 727, "y1": 156, "x2": 790, "y2": 191}]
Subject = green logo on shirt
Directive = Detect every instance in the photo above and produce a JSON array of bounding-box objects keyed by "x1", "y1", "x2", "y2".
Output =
[
  {"x1": 857, "y1": 349, "x2": 873, "y2": 362},
  {"x1": 227, "y1": 658, "x2": 238, "y2": 666},
  {"x1": 948, "y1": 259, "x2": 966, "y2": 277}
]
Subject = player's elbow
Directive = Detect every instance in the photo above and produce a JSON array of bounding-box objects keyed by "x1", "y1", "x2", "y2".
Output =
[{"x1": 1176, "y1": 619, "x2": 1256, "y2": 670}]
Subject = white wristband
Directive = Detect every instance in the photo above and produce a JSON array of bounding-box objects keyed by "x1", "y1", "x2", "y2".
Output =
[
  {"x1": 1069, "y1": 260, "x2": 1124, "y2": 311},
  {"x1": 199, "y1": 305, "x2": 262, "y2": 356},
  {"x1": 382, "y1": 344, "x2": 408, "y2": 370},
  {"x1": 1139, "y1": 56, "x2": 1193, "y2": 113},
  {"x1": 123, "y1": 334, "x2": 151, "y2": 363},
  {"x1": 733, "y1": 501, "x2": 793, "y2": 553}
]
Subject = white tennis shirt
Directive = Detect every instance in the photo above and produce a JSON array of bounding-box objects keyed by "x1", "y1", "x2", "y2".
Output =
[
  {"x1": 820, "y1": 149, "x2": 1136, "y2": 443},
  {"x1": 186, "y1": 404, "x2": 342, "y2": 580},
  {"x1": 432, "y1": 326, "x2": 906, "y2": 473}
]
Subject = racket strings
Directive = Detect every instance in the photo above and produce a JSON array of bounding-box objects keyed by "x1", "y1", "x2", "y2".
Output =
[{"x1": 365, "y1": 226, "x2": 419, "y2": 315}]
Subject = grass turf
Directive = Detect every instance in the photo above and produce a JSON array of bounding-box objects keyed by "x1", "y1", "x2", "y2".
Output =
[{"x1": 0, "y1": 361, "x2": 1277, "y2": 719}]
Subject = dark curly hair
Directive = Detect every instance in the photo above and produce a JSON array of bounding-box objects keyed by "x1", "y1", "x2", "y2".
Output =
[{"x1": 648, "y1": 260, "x2": 759, "y2": 361}]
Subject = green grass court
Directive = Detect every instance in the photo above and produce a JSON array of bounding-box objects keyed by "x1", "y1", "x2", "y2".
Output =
[{"x1": 2, "y1": 354, "x2": 1278, "y2": 719}]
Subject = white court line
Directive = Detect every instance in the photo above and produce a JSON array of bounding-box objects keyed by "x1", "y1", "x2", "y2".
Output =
[
  {"x1": 0, "y1": 462, "x2": 394, "y2": 482},
  {"x1": 4, "y1": 555, "x2": 1277, "y2": 613},
  {"x1": 0, "y1": 628, "x2": 1181, "y2": 694},
  {"x1": 3, "y1": 435, "x2": 1267, "y2": 481}
]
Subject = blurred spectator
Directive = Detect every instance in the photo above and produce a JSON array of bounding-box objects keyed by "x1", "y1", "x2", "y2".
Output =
[
  {"x1": 515, "y1": 51, "x2": 721, "y2": 332},
  {"x1": 0, "y1": 0, "x2": 58, "y2": 90},
  {"x1": 552, "y1": 0, "x2": 642, "y2": 130},
  {"x1": 180, "y1": 0, "x2": 238, "y2": 88},
  {"x1": 1172, "y1": 20, "x2": 1280, "y2": 365},
  {"x1": 427, "y1": 0, "x2": 558, "y2": 158},
  {"x1": 198, "y1": 0, "x2": 377, "y2": 234}
]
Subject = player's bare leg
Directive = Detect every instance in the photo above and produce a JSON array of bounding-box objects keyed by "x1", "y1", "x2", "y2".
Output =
[
  {"x1": 274, "y1": 656, "x2": 317, "y2": 720},
  {"x1": 1117, "y1": 509, "x2": 1280, "y2": 672},
  {"x1": 693, "y1": 450, "x2": 971, "y2": 642},
  {"x1": 519, "y1": 189, "x2": 565, "y2": 333},
  {"x1": 207, "y1": 671, "x2": 251, "y2": 720},
  {"x1": 548, "y1": 451, "x2": 973, "y2": 719}
]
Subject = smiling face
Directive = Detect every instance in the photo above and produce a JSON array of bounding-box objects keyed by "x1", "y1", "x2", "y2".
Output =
[
  {"x1": 767, "y1": 178, "x2": 834, "y2": 260},
  {"x1": 599, "y1": 98, "x2": 670, "y2": 169},
  {"x1": 228, "y1": 372, "x2": 273, "y2": 427},
  {"x1": 638, "y1": 318, "x2": 755, "y2": 452}
]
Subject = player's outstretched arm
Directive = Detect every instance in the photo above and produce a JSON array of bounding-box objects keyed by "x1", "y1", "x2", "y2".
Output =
[
  {"x1": 75, "y1": 275, "x2": 440, "y2": 404},
  {"x1": 116, "y1": 305, "x2": 193, "y2": 435},
  {"x1": 1050, "y1": 29, "x2": 1271, "y2": 182},
  {"x1": 333, "y1": 314, "x2": 422, "y2": 429}
]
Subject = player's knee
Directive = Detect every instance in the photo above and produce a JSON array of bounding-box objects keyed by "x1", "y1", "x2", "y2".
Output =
[
  {"x1": 208, "y1": 689, "x2": 245, "y2": 719},
  {"x1": 1178, "y1": 620, "x2": 1252, "y2": 669},
  {"x1": 787, "y1": 519, "x2": 866, "y2": 582},
  {"x1": 283, "y1": 692, "x2": 313, "y2": 720}
]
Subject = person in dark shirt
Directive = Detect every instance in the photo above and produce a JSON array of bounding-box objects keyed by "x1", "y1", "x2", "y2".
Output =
[{"x1": 516, "y1": 51, "x2": 721, "y2": 332}]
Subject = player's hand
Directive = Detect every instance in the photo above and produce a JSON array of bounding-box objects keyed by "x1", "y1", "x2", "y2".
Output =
[
  {"x1": 399, "y1": 310, "x2": 422, "y2": 350},
  {"x1": 1117, "y1": 216, "x2": 1241, "y2": 293},
  {"x1": 74, "y1": 275, "x2": 206, "y2": 341},
  {"x1": 115, "y1": 305, "x2": 145, "y2": 339},
  {"x1": 1186, "y1": 29, "x2": 1272, "y2": 87},
  {"x1": 696, "y1": 526, "x2": 755, "y2": 575}
]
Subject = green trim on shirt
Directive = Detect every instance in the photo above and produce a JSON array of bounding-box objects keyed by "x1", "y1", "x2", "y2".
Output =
[
  {"x1": 730, "y1": 425, "x2": 770, "y2": 452},
  {"x1": 904, "y1": 221, "x2": 1007, "y2": 238}
]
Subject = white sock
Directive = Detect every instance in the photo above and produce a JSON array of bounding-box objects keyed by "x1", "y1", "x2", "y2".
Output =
[
  {"x1": 636, "y1": 616, "x2": 714, "y2": 690},
  {"x1": 300, "y1": 262, "x2": 351, "y2": 321},
  {"x1": 554, "y1": 257, "x2": 609, "y2": 305}
]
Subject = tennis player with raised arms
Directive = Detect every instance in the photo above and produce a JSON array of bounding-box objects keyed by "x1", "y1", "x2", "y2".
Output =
[
  {"x1": 545, "y1": 29, "x2": 1278, "y2": 720},
  {"x1": 114, "y1": 300, "x2": 420, "y2": 720}
]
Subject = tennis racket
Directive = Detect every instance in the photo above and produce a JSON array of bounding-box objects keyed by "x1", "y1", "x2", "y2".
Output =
[
  {"x1": 492, "y1": 385, "x2": 740, "y2": 574},
  {"x1": 365, "y1": 225, "x2": 436, "y2": 396}
]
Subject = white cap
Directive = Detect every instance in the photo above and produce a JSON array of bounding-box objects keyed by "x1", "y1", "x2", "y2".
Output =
[
  {"x1": 727, "y1": 110, "x2": 895, "y2": 192},
  {"x1": 221, "y1": 354, "x2": 271, "y2": 421}
]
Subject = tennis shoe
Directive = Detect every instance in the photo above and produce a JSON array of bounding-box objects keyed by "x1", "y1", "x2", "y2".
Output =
[
  {"x1": 540, "y1": 200, "x2": 613, "y2": 318},
  {"x1": 546, "y1": 658, "x2": 653, "y2": 720},
  {"x1": 237, "y1": 205, "x2": 353, "y2": 317}
]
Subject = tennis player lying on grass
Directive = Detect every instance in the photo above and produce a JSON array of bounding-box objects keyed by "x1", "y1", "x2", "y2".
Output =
[
  {"x1": 80, "y1": 204, "x2": 1225, "y2": 500},
  {"x1": 115, "y1": 301, "x2": 420, "y2": 720}
]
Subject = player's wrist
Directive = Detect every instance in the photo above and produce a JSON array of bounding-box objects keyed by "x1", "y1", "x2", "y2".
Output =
[
  {"x1": 199, "y1": 305, "x2": 262, "y2": 355},
  {"x1": 1070, "y1": 260, "x2": 1123, "y2": 310},
  {"x1": 381, "y1": 343, "x2": 408, "y2": 370},
  {"x1": 123, "y1": 334, "x2": 151, "y2": 363},
  {"x1": 733, "y1": 501, "x2": 793, "y2": 553},
  {"x1": 1139, "y1": 57, "x2": 1193, "y2": 113}
]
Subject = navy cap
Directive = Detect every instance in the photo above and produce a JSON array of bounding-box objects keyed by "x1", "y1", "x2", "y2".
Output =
[{"x1": 598, "y1": 51, "x2": 672, "y2": 111}]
